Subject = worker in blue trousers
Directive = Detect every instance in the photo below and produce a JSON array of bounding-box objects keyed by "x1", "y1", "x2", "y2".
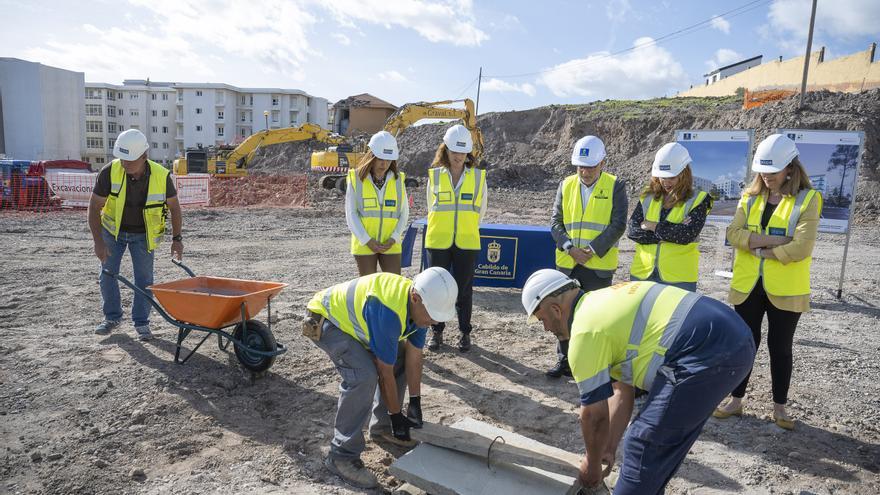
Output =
[{"x1": 521, "y1": 270, "x2": 756, "y2": 494}]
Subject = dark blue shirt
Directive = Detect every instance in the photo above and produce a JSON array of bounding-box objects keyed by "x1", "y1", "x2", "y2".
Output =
[{"x1": 362, "y1": 296, "x2": 427, "y2": 365}]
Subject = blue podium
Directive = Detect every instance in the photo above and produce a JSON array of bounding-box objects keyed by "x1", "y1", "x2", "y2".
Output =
[{"x1": 401, "y1": 219, "x2": 556, "y2": 289}]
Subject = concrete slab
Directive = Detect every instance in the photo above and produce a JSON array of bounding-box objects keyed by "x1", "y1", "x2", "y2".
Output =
[{"x1": 389, "y1": 417, "x2": 581, "y2": 495}]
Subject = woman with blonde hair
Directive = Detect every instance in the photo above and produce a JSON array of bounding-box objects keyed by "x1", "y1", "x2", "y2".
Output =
[
  {"x1": 714, "y1": 134, "x2": 822, "y2": 430},
  {"x1": 424, "y1": 124, "x2": 487, "y2": 353},
  {"x1": 628, "y1": 142, "x2": 712, "y2": 292},
  {"x1": 345, "y1": 131, "x2": 409, "y2": 276}
]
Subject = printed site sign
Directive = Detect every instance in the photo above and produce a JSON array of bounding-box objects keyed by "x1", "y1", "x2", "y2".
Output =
[
  {"x1": 675, "y1": 129, "x2": 754, "y2": 222},
  {"x1": 776, "y1": 129, "x2": 864, "y2": 234},
  {"x1": 45, "y1": 171, "x2": 210, "y2": 207}
]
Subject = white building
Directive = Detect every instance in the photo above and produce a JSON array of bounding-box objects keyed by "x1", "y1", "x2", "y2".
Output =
[
  {"x1": 84, "y1": 81, "x2": 177, "y2": 167},
  {"x1": 714, "y1": 178, "x2": 741, "y2": 199},
  {"x1": 83, "y1": 79, "x2": 329, "y2": 167},
  {"x1": 693, "y1": 175, "x2": 713, "y2": 194},
  {"x1": 0, "y1": 58, "x2": 85, "y2": 161},
  {"x1": 809, "y1": 174, "x2": 827, "y2": 195},
  {"x1": 703, "y1": 55, "x2": 763, "y2": 85}
]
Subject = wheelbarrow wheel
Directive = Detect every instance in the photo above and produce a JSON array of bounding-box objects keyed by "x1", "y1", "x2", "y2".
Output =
[{"x1": 232, "y1": 320, "x2": 277, "y2": 372}]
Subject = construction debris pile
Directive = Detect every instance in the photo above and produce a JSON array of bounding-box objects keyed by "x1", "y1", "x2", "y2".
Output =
[{"x1": 209, "y1": 175, "x2": 309, "y2": 207}]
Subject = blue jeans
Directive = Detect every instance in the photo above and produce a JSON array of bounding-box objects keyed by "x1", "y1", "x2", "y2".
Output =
[{"x1": 99, "y1": 229, "x2": 155, "y2": 327}]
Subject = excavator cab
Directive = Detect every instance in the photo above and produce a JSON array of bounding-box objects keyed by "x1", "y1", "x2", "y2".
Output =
[{"x1": 184, "y1": 149, "x2": 209, "y2": 174}]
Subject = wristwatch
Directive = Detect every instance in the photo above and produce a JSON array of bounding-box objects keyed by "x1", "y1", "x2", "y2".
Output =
[{"x1": 172, "y1": 234, "x2": 183, "y2": 242}]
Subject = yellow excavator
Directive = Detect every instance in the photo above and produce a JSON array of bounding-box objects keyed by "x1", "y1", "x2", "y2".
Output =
[
  {"x1": 174, "y1": 123, "x2": 346, "y2": 177},
  {"x1": 311, "y1": 99, "x2": 484, "y2": 191}
]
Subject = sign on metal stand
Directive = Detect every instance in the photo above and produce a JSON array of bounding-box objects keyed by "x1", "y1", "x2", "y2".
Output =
[
  {"x1": 674, "y1": 129, "x2": 754, "y2": 279},
  {"x1": 777, "y1": 129, "x2": 865, "y2": 299}
]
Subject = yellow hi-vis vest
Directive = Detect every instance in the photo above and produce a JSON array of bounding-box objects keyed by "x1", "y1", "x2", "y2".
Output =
[
  {"x1": 731, "y1": 189, "x2": 822, "y2": 297},
  {"x1": 425, "y1": 166, "x2": 486, "y2": 250},
  {"x1": 630, "y1": 191, "x2": 710, "y2": 284},
  {"x1": 348, "y1": 169, "x2": 405, "y2": 255},
  {"x1": 556, "y1": 172, "x2": 618, "y2": 273},
  {"x1": 307, "y1": 272, "x2": 414, "y2": 347},
  {"x1": 100, "y1": 159, "x2": 169, "y2": 252},
  {"x1": 569, "y1": 281, "x2": 700, "y2": 395}
]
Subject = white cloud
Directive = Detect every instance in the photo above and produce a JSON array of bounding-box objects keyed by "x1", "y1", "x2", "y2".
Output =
[
  {"x1": 606, "y1": 0, "x2": 632, "y2": 22},
  {"x1": 322, "y1": 0, "x2": 489, "y2": 46},
  {"x1": 767, "y1": 0, "x2": 880, "y2": 52},
  {"x1": 481, "y1": 78, "x2": 536, "y2": 97},
  {"x1": 24, "y1": 24, "x2": 216, "y2": 82},
  {"x1": 705, "y1": 48, "x2": 744, "y2": 71},
  {"x1": 378, "y1": 70, "x2": 409, "y2": 82},
  {"x1": 710, "y1": 15, "x2": 731, "y2": 34},
  {"x1": 332, "y1": 33, "x2": 351, "y2": 46},
  {"x1": 538, "y1": 37, "x2": 689, "y2": 100},
  {"x1": 17, "y1": 0, "x2": 488, "y2": 87},
  {"x1": 129, "y1": 0, "x2": 316, "y2": 76}
]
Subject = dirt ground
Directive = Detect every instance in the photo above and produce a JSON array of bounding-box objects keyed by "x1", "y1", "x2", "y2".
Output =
[{"x1": 1, "y1": 187, "x2": 879, "y2": 495}]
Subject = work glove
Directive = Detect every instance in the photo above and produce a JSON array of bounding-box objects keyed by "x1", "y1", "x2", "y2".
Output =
[
  {"x1": 390, "y1": 412, "x2": 418, "y2": 442},
  {"x1": 406, "y1": 396, "x2": 423, "y2": 428}
]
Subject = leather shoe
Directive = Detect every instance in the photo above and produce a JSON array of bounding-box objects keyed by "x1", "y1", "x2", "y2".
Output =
[
  {"x1": 546, "y1": 359, "x2": 572, "y2": 378},
  {"x1": 427, "y1": 331, "x2": 442, "y2": 351},
  {"x1": 457, "y1": 333, "x2": 471, "y2": 352}
]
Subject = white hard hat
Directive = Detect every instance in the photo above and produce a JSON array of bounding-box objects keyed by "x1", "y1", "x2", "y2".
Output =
[
  {"x1": 367, "y1": 131, "x2": 399, "y2": 160},
  {"x1": 652, "y1": 142, "x2": 692, "y2": 178},
  {"x1": 412, "y1": 267, "x2": 458, "y2": 322},
  {"x1": 113, "y1": 129, "x2": 149, "y2": 161},
  {"x1": 443, "y1": 124, "x2": 473, "y2": 154},
  {"x1": 752, "y1": 134, "x2": 799, "y2": 173},
  {"x1": 521, "y1": 269, "x2": 579, "y2": 323},
  {"x1": 571, "y1": 135, "x2": 606, "y2": 167}
]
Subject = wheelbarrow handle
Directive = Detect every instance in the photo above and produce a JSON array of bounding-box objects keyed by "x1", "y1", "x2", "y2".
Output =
[
  {"x1": 101, "y1": 268, "x2": 154, "y2": 300},
  {"x1": 171, "y1": 258, "x2": 196, "y2": 277}
]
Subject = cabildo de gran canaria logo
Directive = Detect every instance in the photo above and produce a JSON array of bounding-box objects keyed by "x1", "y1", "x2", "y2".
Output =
[{"x1": 487, "y1": 240, "x2": 501, "y2": 263}]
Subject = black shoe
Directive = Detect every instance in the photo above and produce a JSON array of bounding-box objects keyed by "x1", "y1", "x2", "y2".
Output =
[
  {"x1": 546, "y1": 359, "x2": 572, "y2": 378},
  {"x1": 428, "y1": 331, "x2": 443, "y2": 351},
  {"x1": 457, "y1": 333, "x2": 471, "y2": 352}
]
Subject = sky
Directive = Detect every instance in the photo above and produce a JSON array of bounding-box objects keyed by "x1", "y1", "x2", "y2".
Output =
[
  {"x1": 2, "y1": 0, "x2": 879, "y2": 113},
  {"x1": 677, "y1": 141, "x2": 751, "y2": 183}
]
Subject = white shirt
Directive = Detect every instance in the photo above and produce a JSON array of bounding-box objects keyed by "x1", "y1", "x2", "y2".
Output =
[
  {"x1": 424, "y1": 166, "x2": 488, "y2": 221},
  {"x1": 345, "y1": 172, "x2": 410, "y2": 246}
]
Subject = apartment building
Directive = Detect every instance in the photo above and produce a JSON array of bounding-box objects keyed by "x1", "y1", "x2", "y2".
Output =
[
  {"x1": 84, "y1": 80, "x2": 329, "y2": 167},
  {"x1": 0, "y1": 58, "x2": 85, "y2": 161}
]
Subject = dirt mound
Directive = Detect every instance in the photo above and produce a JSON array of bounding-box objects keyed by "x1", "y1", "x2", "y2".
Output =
[
  {"x1": 209, "y1": 175, "x2": 309, "y2": 207},
  {"x1": 245, "y1": 141, "x2": 330, "y2": 175},
  {"x1": 393, "y1": 90, "x2": 880, "y2": 224}
]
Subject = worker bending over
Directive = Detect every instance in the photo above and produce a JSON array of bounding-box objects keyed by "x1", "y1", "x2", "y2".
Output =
[
  {"x1": 305, "y1": 268, "x2": 457, "y2": 489},
  {"x1": 521, "y1": 270, "x2": 755, "y2": 494}
]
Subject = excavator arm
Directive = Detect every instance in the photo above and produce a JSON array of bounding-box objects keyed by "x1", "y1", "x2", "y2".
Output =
[
  {"x1": 221, "y1": 123, "x2": 347, "y2": 171},
  {"x1": 382, "y1": 99, "x2": 484, "y2": 162}
]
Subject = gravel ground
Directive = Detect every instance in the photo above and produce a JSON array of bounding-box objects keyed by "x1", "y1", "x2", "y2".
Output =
[{"x1": 1, "y1": 189, "x2": 878, "y2": 494}]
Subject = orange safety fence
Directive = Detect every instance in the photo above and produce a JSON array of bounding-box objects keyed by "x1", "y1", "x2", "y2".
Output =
[{"x1": 743, "y1": 89, "x2": 797, "y2": 110}]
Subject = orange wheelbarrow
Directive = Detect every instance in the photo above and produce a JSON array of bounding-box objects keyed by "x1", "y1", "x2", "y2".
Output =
[{"x1": 103, "y1": 259, "x2": 288, "y2": 372}]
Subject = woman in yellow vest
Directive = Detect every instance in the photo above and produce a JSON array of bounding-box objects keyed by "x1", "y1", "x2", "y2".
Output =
[
  {"x1": 714, "y1": 134, "x2": 822, "y2": 430},
  {"x1": 345, "y1": 131, "x2": 409, "y2": 276},
  {"x1": 628, "y1": 142, "x2": 712, "y2": 292},
  {"x1": 424, "y1": 124, "x2": 487, "y2": 353}
]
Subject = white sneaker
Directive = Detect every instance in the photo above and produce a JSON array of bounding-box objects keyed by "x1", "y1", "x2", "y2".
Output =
[{"x1": 134, "y1": 325, "x2": 153, "y2": 341}]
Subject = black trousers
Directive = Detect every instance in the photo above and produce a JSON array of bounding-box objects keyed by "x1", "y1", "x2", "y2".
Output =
[
  {"x1": 731, "y1": 281, "x2": 802, "y2": 404},
  {"x1": 426, "y1": 246, "x2": 479, "y2": 334},
  {"x1": 556, "y1": 265, "x2": 613, "y2": 361}
]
